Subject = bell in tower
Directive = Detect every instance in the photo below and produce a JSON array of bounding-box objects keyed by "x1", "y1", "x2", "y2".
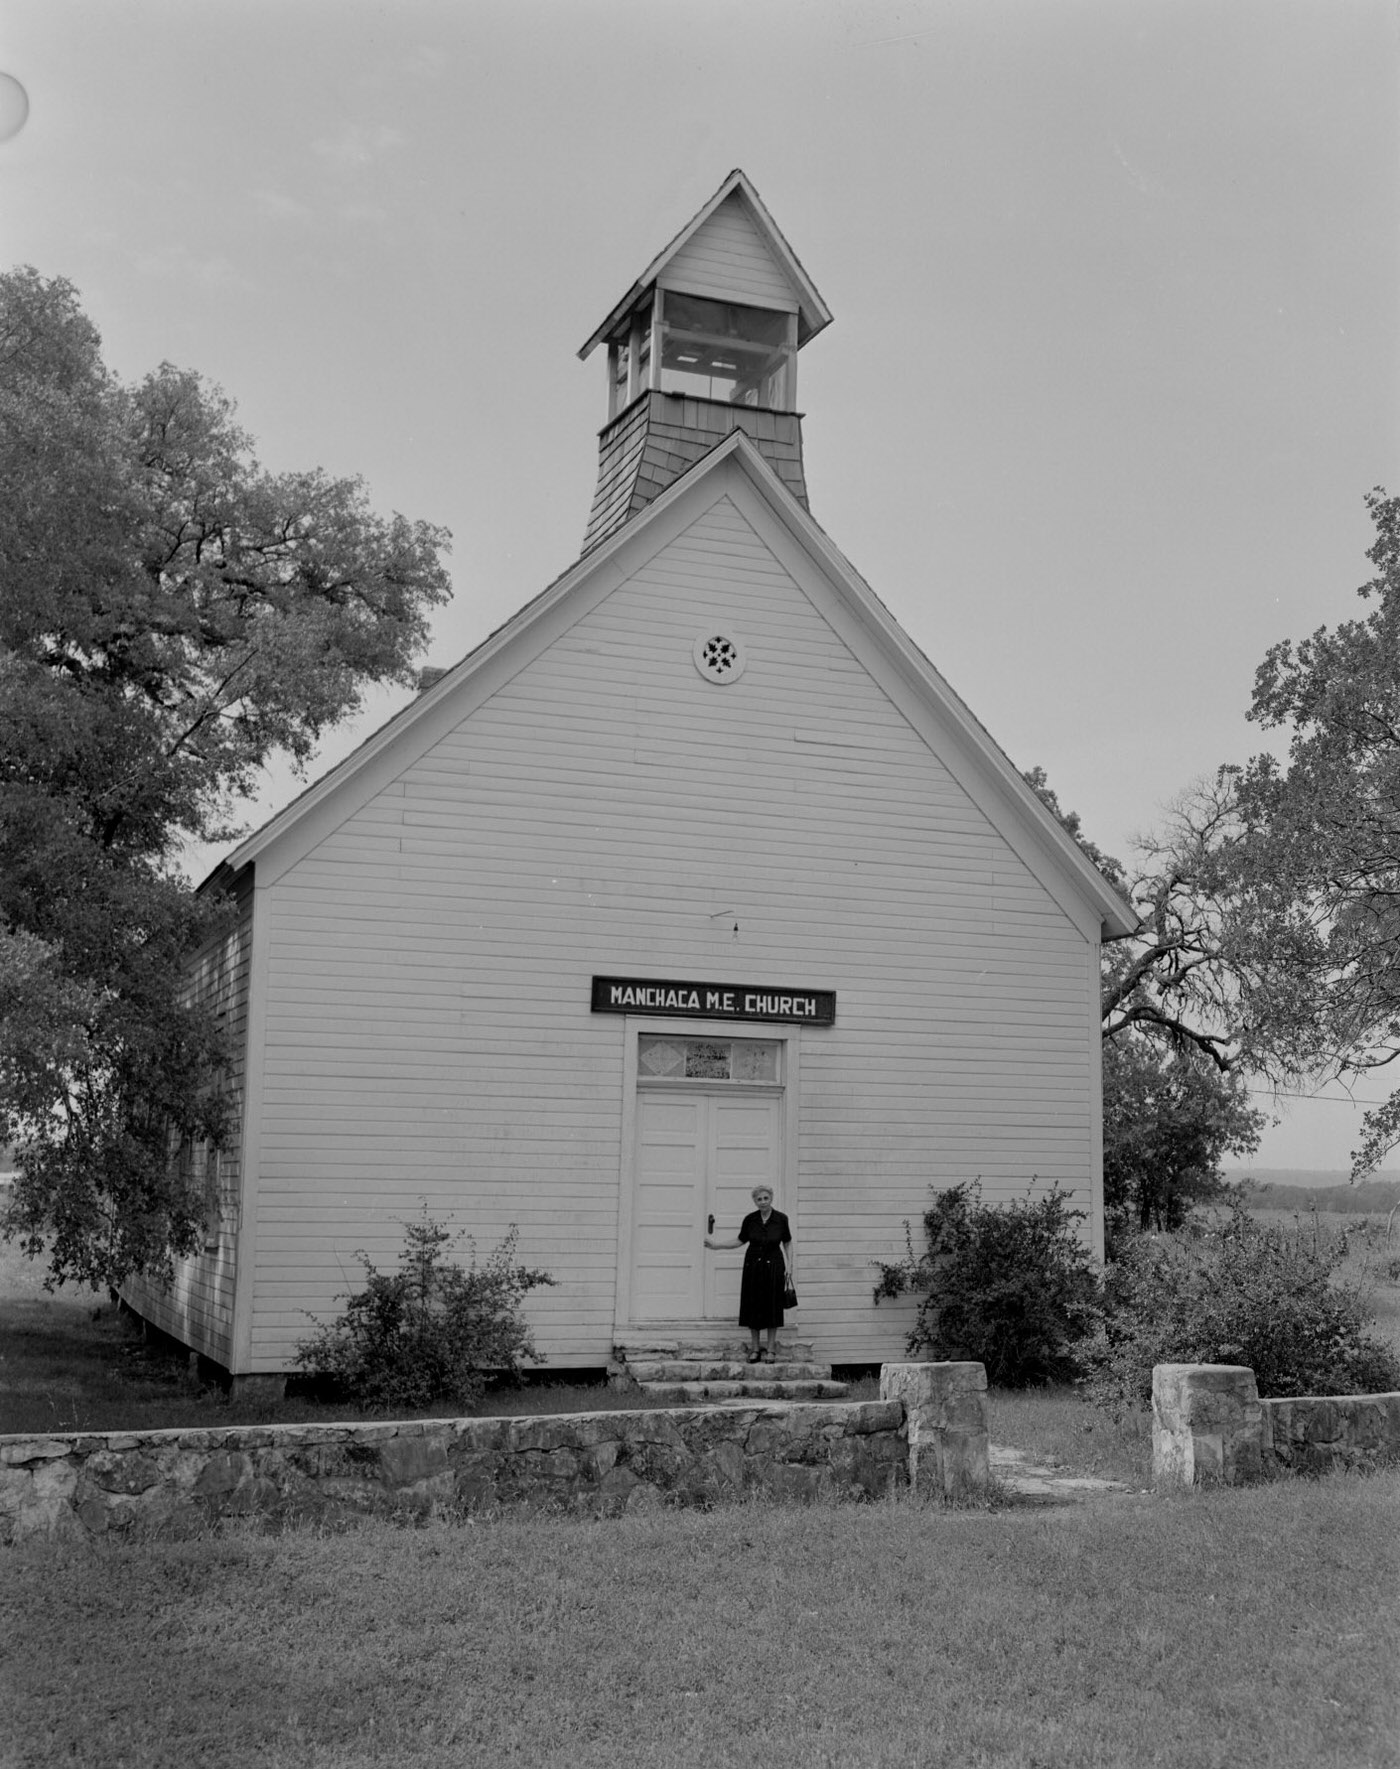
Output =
[{"x1": 578, "y1": 170, "x2": 831, "y2": 554}]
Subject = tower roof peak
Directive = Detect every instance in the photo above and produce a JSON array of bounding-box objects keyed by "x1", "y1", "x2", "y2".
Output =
[{"x1": 579, "y1": 170, "x2": 832, "y2": 362}]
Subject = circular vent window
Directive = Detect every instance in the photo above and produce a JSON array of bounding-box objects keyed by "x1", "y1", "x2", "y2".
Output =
[{"x1": 693, "y1": 632, "x2": 747, "y2": 685}]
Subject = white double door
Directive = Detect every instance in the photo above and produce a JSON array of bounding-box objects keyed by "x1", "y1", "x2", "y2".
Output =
[{"x1": 631, "y1": 1089, "x2": 783, "y2": 1322}]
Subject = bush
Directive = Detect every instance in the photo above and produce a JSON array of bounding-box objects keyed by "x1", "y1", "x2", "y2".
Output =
[
  {"x1": 1081, "y1": 1205, "x2": 1400, "y2": 1414},
  {"x1": 873, "y1": 1182, "x2": 1102, "y2": 1386},
  {"x1": 295, "y1": 1211, "x2": 555, "y2": 1413}
]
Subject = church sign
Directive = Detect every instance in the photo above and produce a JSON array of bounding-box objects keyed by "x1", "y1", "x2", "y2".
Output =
[{"x1": 591, "y1": 975, "x2": 836, "y2": 1025}]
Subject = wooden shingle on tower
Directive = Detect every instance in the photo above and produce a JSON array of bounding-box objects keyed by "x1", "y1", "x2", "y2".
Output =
[{"x1": 122, "y1": 172, "x2": 1134, "y2": 1389}]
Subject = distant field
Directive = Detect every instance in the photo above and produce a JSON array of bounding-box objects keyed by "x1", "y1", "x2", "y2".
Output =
[
  {"x1": 1228, "y1": 1168, "x2": 1400, "y2": 1189},
  {"x1": 1228, "y1": 1170, "x2": 1400, "y2": 1214}
]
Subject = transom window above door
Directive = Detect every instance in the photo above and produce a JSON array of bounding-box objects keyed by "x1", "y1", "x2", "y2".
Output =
[{"x1": 638, "y1": 1035, "x2": 780, "y2": 1084}]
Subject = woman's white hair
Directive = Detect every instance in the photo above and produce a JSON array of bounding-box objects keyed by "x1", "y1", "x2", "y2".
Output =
[{"x1": 751, "y1": 1185, "x2": 775, "y2": 1203}]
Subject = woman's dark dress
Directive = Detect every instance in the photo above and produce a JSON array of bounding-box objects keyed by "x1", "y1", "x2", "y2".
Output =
[{"x1": 737, "y1": 1208, "x2": 791, "y2": 1330}]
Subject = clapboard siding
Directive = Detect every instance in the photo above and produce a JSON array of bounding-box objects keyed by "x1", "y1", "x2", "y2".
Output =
[
  {"x1": 122, "y1": 870, "x2": 253, "y2": 1366},
  {"x1": 243, "y1": 490, "x2": 1101, "y2": 1368},
  {"x1": 658, "y1": 193, "x2": 798, "y2": 310}
]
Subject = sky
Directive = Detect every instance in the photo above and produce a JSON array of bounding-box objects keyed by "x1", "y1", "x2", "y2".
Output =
[{"x1": 2, "y1": 0, "x2": 1397, "y2": 1169}]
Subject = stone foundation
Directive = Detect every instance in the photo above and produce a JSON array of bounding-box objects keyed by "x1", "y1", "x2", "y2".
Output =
[
  {"x1": 1152, "y1": 1364, "x2": 1400, "y2": 1487},
  {"x1": 0, "y1": 1399, "x2": 908, "y2": 1544}
]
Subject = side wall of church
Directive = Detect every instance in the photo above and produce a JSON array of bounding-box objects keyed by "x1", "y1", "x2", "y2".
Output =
[{"x1": 121, "y1": 869, "x2": 253, "y2": 1367}]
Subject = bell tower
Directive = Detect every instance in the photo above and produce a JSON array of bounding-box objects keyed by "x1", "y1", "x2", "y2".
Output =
[{"x1": 578, "y1": 171, "x2": 832, "y2": 554}]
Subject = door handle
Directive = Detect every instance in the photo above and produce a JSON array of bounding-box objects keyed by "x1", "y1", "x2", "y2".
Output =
[{"x1": 708, "y1": 1214, "x2": 715, "y2": 1235}]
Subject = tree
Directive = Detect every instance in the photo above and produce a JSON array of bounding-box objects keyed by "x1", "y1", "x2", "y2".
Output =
[
  {"x1": 0, "y1": 268, "x2": 452, "y2": 1287},
  {"x1": 1024, "y1": 766, "x2": 1247, "y2": 1069},
  {"x1": 1101, "y1": 1037, "x2": 1263, "y2": 1247},
  {"x1": 1099, "y1": 778, "x2": 1254, "y2": 1071},
  {"x1": 1223, "y1": 489, "x2": 1400, "y2": 1174},
  {"x1": 1023, "y1": 768, "x2": 1263, "y2": 1245}
]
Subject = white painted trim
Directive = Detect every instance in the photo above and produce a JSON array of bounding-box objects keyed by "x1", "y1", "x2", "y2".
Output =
[
  {"x1": 653, "y1": 272, "x2": 794, "y2": 313},
  {"x1": 613, "y1": 1018, "x2": 641, "y2": 1335},
  {"x1": 627, "y1": 311, "x2": 646, "y2": 405},
  {"x1": 606, "y1": 341, "x2": 623, "y2": 421},
  {"x1": 611, "y1": 1016, "x2": 801, "y2": 1335},
  {"x1": 648, "y1": 288, "x2": 665, "y2": 395},
  {"x1": 1086, "y1": 942, "x2": 1106, "y2": 1262},
  {"x1": 782, "y1": 1028, "x2": 802, "y2": 1255},
  {"x1": 230, "y1": 868, "x2": 270, "y2": 1373}
]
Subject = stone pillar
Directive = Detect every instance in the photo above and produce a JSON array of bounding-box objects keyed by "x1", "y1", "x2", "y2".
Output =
[
  {"x1": 880, "y1": 1362, "x2": 989, "y2": 1499},
  {"x1": 1152, "y1": 1363, "x2": 1262, "y2": 1487}
]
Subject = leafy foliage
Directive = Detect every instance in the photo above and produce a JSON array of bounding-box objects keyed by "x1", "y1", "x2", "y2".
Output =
[
  {"x1": 1020, "y1": 766, "x2": 1127, "y2": 891},
  {"x1": 1223, "y1": 488, "x2": 1400, "y2": 1173},
  {"x1": 873, "y1": 1183, "x2": 1102, "y2": 1386},
  {"x1": 0, "y1": 267, "x2": 451, "y2": 1286},
  {"x1": 295, "y1": 1214, "x2": 555, "y2": 1414},
  {"x1": 1025, "y1": 767, "x2": 1246, "y2": 1070},
  {"x1": 1025, "y1": 768, "x2": 1264, "y2": 1254},
  {"x1": 1101, "y1": 1037, "x2": 1263, "y2": 1251},
  {"x1": 1027, "y1": 489, "x2": 1400, "y2": 1176},
  {"x1": 1081, "y1": 1206, "x2": 1400, "y2": 1413}
]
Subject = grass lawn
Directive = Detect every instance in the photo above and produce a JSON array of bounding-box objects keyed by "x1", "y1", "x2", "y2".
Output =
[
  {"x1": 4, "y1": 1212, "x2": 1398, "y2": 1766},
  {"x1": 4, "y1": 1476, "x2": 1398, "y2": 1769}
]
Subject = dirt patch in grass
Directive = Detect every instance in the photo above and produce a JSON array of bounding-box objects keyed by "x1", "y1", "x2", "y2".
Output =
[{"x1": 987, "y1": 1385, "x2": 1151, "y2": 1488}]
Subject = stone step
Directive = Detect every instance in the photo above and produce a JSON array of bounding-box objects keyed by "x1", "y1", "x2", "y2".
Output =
[
  {"x1": 636, "y1": 1378, "x2": 850, "y2": 1403},
  {"x1": 626, "y1": 1359, "x2": 831, "y2": 1384},
  {"x1": 615, "y1": 1332, "x2": 814, "y2": 1363}
]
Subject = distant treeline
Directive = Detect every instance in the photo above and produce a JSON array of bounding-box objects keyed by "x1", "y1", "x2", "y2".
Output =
[{"x1": 1229, "y1": 1175, "x2": 1400, "y2": 1215}]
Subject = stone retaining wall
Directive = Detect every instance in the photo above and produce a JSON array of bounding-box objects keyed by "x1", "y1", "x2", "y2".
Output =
[
  {"x1": 1261, "y1": 1391, "x2": 1400, "y2": 1477},
  {"x1": 1152, "y1": 1363, "x2": 1400, "y2": 1487},
  {"x1": 0, "y1": 1399, "x2": 908, "y2": 1544}
]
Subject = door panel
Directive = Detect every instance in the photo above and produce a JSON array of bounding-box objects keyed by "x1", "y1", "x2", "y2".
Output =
[
  {"x1": 632, "y1": 1089, "x2": 782, "y2": 1323},
  {"x1": 705, "y1": 1096, "x2": 782, "y2": 1319},
  {"x1": 633, "y1": 1096, "x2": 706, "y2": 1318}
]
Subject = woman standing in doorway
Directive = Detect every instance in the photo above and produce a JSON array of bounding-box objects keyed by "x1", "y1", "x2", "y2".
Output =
[{"x1": 705, "y1": 1186, "x2": 793, "y2": 1363}]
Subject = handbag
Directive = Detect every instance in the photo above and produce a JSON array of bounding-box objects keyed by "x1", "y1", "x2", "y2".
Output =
[{"x1": 783, "y1": 1281, "x2": 798, "y2": 1309}]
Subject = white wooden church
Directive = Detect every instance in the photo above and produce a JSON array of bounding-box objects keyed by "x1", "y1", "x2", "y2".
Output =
[{"x1": 125, "y1": 172, "x2": 1134, "y2": 1383}]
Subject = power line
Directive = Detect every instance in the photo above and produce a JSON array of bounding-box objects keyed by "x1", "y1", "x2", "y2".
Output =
[{"x1": 1243, "y1": 1087, "x2": 1394, "y2": 1106}]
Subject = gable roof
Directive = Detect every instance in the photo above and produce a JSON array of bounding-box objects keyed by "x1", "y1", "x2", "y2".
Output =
[
  {"x1": 579, "y1": 170, "x2": 833, "y2": 360},
  {"x1": 210, "y1": 433, "x2": 1136, "y2": 941}
]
